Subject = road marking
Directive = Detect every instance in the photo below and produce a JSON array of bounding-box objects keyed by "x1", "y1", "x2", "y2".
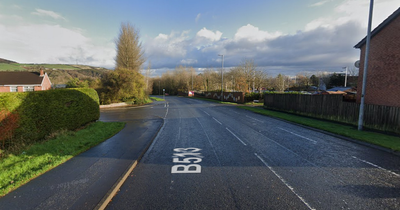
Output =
[
  {"x1": 246, "y1": 115, "x2": 264, "y2": 123},
  {"x1": 203, "y1": 111, "x2": 210, "y2": 116},
  {"x1": 352, "y1": 156, "x2": 400, "y2": 177},
  {"x1": 255, "y1": 153, "x2": 315, "y2": 210},
  {"x1": 226, "y1": 128, "x2": 247, "y2": 146},
  {"x1": 213, "y1": 117, "x2": 222, "y2": 125},
  {"x1": 195, "y1": 118, "x2": 223, "y2": 166},
  {"x1": 278, "y1": 127, "x2": 317, "y2": 144},
  {"x1": 171, "y1": 148, "x2": 202, "y2": 173},
  {"x1": 164, "y1": 105, "x2": 169, "y2": 119}
]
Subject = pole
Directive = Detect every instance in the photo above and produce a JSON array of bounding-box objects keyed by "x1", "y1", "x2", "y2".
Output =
[
  {"x1": 343, "y1": 67, "x2": 348, "y2": 87},
  {"x1": 358, "y1": 0, "x2": 374, "y2": 131},
  {"x1": 218, "y1": 54, "x2": 224, "y2": 101}
]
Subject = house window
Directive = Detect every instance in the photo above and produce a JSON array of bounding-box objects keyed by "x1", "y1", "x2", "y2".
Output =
[
  {"x1": 24, "y1": 86, "x2": 34, "y2": 92},
  {"x1": 10, "y1": 87, "x2": 18, "y2": 92}
]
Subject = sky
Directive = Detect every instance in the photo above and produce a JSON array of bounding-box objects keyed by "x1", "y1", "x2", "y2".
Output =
[{"x1": 0, "y1": 0, "x2": 399, "y2": 77}]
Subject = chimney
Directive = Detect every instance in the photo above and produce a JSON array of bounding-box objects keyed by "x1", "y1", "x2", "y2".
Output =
[{"x1": 40, "y1": 68, "x2": 44, "y2": 77}]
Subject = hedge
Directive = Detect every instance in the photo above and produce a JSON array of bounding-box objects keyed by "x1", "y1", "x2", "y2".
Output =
[{"x1": 0, "y1": 88, "x2": 100, "y2": 150}]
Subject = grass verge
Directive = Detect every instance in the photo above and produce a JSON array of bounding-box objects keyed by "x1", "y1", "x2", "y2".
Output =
[
  {"x1": 150, "y1": 97, "x2": 165, "y2": 101},
  {"x1": 0, "y1": 121, "x2": 125, "y2": 197},
  {"x1": 238, "y1": 106, "x2": 400, "y2": 151}
]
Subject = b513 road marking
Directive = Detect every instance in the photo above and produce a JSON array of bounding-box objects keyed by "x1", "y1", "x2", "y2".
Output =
[{"x1": 171, "y1": 148, "x2": 202, "y2": 173}]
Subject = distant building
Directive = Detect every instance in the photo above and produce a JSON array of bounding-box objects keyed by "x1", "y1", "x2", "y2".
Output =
[
  {"x1": 0, "y1": 69, "x2": 52, "y2": 92},
  {"x1": 354, "y1": 7, "x2": 400, "y2": 107}
]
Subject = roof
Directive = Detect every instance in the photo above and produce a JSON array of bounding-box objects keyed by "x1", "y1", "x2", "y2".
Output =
[
  {"x1": 355, "y1": 7, "x2": 400, "y2": 48},
  {"x1": 0, "y1": 72, "x2": 44, "y2": 86},
  {"x1": 326, "y1": 87, "x2": 352, "y2": 92}
]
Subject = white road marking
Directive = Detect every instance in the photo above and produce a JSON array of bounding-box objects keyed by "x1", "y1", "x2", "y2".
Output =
[
  {"x1": 255, "y1": 153, "x2": 315, "y2": 210},
  {"x1": 246, "y1": 115, "x2": 264, "y2": 123},
  {"x1": 278, "y1": 127, "x2": 317, "y2": 144},
  {"x1": 203, "y1": 111, "x2": 210, "y2": 116},
  {"x1": 226, "y1": 128, "x2": 247, "y2": 146},
  {"x1": 213, "y1": 117, "x2": 222, "y2": 125},
  {"x1": 352, "y1": 156, "x2": 400, "y2": 177},
  {"x1": 164, "y1": 103, "x2": 169, "y2": 119},
  {"x1": 195, "y1": 118, "x2": 223, "y2": 166}
]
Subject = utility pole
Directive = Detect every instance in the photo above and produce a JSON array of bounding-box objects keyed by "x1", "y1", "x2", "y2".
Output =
[
  {"x1": 358, "y1": 0, "x2": 374, "y2": 131},
  {"x1": 218, "y1": 54, "x2": 224, "y2": 102}
]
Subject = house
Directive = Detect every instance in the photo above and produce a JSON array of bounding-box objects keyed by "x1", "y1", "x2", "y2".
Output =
[
  {"x1": 354, "y1": 7, "x2": 400, "y2": 107},
  {"x1": 0, "y1": 69, "x2": 52, "y2": 92}
]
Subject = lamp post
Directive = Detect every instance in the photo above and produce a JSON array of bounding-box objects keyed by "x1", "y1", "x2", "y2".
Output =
[
  {"x1": 358, "y1": 0, "x2": 374, "y2": 131},
  {"x1": 218, "y1": 54, "x2": 224, "y2": 102},
  {"x1": 342, "y1": 67, "x2": 348, "y2": 87}
]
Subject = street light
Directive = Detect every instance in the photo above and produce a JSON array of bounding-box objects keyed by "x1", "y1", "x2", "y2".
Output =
[
  {"x1": 358, "y1": 0, "x2": 374, "y2": 131},
  {"x1": 218, "y1": 54, "x2": 224, "y2": 102},
  {"x1": 342, "y1": 67, "x2": 348, "y2": 87}
]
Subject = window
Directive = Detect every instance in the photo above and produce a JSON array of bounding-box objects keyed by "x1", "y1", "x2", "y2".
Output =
[
  {"x1": 24, "y1": 86, "x2": 34, "y2": 92},
  {"x1": 10, "y1": 87, "x2": 18, "y2": 92}
]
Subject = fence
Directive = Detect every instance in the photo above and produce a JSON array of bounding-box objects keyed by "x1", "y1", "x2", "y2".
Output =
[
  {"x1": 264, "y1": 94, "x2": 400, "y2": 133},
  {"x1": 196, "y1": 92, "x2": 245, "y2": 103}
]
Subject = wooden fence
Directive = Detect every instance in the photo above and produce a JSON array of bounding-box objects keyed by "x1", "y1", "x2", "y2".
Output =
[{"x1": 264, "y1": 94, "x2": 400, "y2": 133}]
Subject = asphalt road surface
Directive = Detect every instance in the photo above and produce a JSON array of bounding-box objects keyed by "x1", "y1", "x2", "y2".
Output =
[{"x1": 105, "y1": 96, "x2": 400, "y2": 210}]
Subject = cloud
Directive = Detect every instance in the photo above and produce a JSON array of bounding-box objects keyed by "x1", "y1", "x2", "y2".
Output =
[
  {"x1": 309, "y1": 0, "x2": 331, "y2": 7},
  {"x1": 195, "y1": 13, "x2": 201, "y2": 23},
  {"x1": 31, "y1": 9, "x2": 67, "y2": 21},
  {"x1": 234, "y1": 24, "x2": 282, "y2": 42},
  {"x1": 196, "y1": 27, "x2": 222, "y2": 41},
  {"x1": 0, "y1": 23, "x2": 114, "y2": 68}
]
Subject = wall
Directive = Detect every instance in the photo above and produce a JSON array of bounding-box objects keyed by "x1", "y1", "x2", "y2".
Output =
[
  {"x1": 356, "y1": 14, "x2": 400, "y2": 107},
  {"x1": 203, "y1": 92, "x2": 245, "y2": 103},
  {"x1": 0, "y1": 87, "x2": 9, "y2": 92}
]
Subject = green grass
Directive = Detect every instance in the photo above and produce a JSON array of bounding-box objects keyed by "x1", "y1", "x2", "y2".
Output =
[
  {"x1": 0, "y1": 121, "x2": 125, "y2": 197},
  {"x1": 0, "y1": 63, "x2": 26, "y2": 71},
  {"x1": 190, "y1": 97, "x2": 237, "y2": 105},
  {"x1": 238, "y1": 106, "x2": 400, "y2": 151},
  {"x1": 150, "y1": 97, "x2": 165, "y2": 101}
]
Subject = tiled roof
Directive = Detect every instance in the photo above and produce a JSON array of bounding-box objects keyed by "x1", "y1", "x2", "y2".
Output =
[{"x1": 0, "y1": 72, "x2": 44, "y2": 85}]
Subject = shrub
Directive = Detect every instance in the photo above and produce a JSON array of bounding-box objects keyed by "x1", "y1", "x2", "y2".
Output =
[
  {"x1": 245, "y1": 92, "x2": 262, "y2": 102},
  {"x1": 0, "y1": 88, "x2": 99, "y2": 152}
]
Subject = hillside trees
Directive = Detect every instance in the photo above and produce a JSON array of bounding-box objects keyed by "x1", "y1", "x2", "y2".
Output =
[{"x1": 99, "y1": 22, "x2": 147, "y2": 104}]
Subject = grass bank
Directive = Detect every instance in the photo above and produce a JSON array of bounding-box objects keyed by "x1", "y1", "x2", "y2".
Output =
[
  {"x1": 0, "y1": 121, "x2": 125, "y2": 197},
  {"x1": 238, "y1": 106, "x2": 400, "y2": 152},
  {"x1": 150, "y1": 97, "x2": 165, "y2": 101}
]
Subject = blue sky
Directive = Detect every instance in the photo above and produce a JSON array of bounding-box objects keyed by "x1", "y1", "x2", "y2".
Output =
[{"x1": 0, "y1": 0, "x2": 399, "y2": 77}]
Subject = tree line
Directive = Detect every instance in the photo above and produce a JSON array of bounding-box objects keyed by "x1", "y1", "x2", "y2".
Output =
[{"x1": 150, "y1": 62, "x2": 358, "y2": 95}]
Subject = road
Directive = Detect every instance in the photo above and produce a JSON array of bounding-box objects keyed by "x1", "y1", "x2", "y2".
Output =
[{"x1": 106, "y1": 96, "x2": 400, "y2": 210}]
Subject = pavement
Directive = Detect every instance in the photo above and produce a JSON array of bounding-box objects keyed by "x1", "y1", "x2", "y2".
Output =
[{"x1": 0, "y1": 101, "x2": 166, "y2": 210}]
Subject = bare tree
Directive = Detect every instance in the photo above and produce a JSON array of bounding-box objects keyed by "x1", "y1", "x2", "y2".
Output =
[{"x1": 115, "y1": 22, "x2": 145, "y2": 72}]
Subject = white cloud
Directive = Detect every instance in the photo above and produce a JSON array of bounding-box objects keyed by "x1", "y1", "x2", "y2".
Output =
[
  {"x1": 0, "y1": 23, "x2": 114, "y2": 68},
  {"x1": 196, "y1": 27, "x2": 222, "y2": 41},
  {"x1": 307, "y1": 0, "x2": 400, "y2": 30},
  {"x1": 309, "y1": 0, "x2": 331, "y2": 7},
  {"x1": 234, "y1": 24, "x2": 282, "y2": 42},
  {"x1": 32, "y1": 9, "x2": 67, "y2": 21},
  {"x1": 195, "y1": 13, "x2": 201, "y2": 23},
  {"x1": 180, "y1": 59, "x2": 197, "y2": 65},
  {"x1": 144, "y1": 31, "x2": 190, "y2": 60}
]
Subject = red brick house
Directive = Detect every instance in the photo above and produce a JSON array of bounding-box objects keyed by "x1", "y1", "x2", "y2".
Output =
[
  {"x1": 354, "y1": 7, "x2": 400, "y2": 107},
  {"x1": 0, "y1": 69, "x2": 52, "y2": 92}
]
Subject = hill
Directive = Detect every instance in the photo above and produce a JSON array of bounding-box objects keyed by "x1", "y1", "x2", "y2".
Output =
[{"x1": 0, "y1": 58, "x2": 112, "y2": 84}]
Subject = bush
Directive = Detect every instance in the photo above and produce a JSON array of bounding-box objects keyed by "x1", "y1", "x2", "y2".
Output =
[
  {"x1": 245, "y1": 92, "x2": 262, "y2": 102},
  {"x1": 0, "y1": 88, "x2": 99, "y2": 152}
]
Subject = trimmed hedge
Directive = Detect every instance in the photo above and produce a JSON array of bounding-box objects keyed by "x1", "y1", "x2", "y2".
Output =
[{"x1": 0, "y1": 88, "x2": 99, "y2": 150}]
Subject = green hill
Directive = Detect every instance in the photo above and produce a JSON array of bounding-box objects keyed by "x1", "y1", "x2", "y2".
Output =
[{"x1": 0, "y1": 58, "x2": 112, "y2": 84}]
